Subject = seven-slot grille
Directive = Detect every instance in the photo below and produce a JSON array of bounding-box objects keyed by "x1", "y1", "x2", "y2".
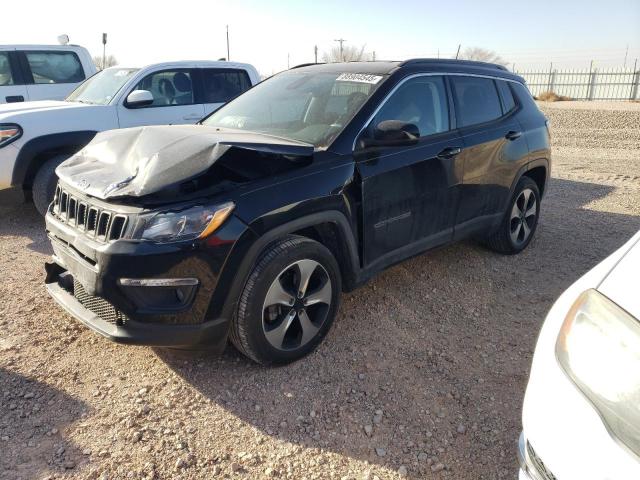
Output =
[
  {"x1": 73, "y1": 279, "x2": 128, "y2": 325},
  {"x1": 51, "y1": 185, "x2": 128, "y2": 242},
  {"x1": 526, "y1": 441, "x2": 557, "y2": 480}
]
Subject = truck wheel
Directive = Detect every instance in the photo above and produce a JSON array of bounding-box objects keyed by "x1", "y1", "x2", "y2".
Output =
[
  {"x1": 230, "y1": 235, "x2": 341, "y2": 365},
  {"x1": 32, "y1": 155, "x2": 67, "y2": 216},
  {"x1": 484, "y1": 176, "x2": 540, "y2": 254}
]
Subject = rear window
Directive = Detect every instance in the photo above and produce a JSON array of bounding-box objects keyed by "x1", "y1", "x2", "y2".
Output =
[
  {"x1": 25, "y1": 51, "x2": 85, "y2": 84},
  {"x1": 496, "y1": 80, "x2": 516, "y2": 113},
  {"x1": 451, "y1": 76, "x2": 502, "y2": 127},
  {"x1": 201, "y1": 69, "x2": 252, "y2": 103},
  {"x1": 0, "y1": 52, "x2": 13, "y2": 86}
]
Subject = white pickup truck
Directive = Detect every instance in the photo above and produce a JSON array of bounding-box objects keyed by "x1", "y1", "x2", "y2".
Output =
[{"x1": 0, "y1": 60, "x2": 260, "y2": 214}]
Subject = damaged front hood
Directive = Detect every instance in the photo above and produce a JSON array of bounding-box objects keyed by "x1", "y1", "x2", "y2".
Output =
[{"x1": 56, "y1": 125, "x2": 314, "y2": 200}]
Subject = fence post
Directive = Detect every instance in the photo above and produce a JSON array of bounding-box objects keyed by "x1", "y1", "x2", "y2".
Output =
[
  {"x1": 587, "y1": 68, "x2": 598, "y2": 100},
  {"x1": 631, "y1": 70, "x2": 640, "y2": 101},
  {"x1": 547, "y1": 62, "x2": 553, "y2": 91}
]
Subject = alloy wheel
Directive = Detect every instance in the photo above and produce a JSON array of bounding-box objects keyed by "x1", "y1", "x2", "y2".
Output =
[
  {"x1": 262, "y1": 259, "x2": 332, "y2": 351},
  {"x1": 509, "y1": 188, "x2": 537, "y2": 246}
]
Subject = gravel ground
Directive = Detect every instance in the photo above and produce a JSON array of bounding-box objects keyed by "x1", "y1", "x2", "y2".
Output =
[{"x1": 1, "y1": 101, "x2": 639, "y2": 480}]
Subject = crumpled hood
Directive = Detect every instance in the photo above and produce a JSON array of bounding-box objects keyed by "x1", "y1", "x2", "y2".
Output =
[{"x1": 56, "y1": 125, "x2": 314, "y2": 200}]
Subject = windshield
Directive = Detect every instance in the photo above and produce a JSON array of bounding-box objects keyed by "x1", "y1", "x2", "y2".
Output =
[
  {"x1": 203, "y1": 71, "x2": 385, "y2": 147},
  {"x1": 66, "y1": 68, "x2": 139, "y2": 105}
]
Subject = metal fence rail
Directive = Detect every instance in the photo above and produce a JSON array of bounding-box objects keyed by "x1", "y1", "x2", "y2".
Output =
[{"x1": 515, "y1": 67, "x2": 640, "y2": 100}]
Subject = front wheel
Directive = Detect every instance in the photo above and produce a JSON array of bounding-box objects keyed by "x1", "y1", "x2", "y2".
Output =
[
  {"x1": 230, "y1": 236, "x2": 341, "y2": 365},
  {"x1": 484, "y1": 176, "x2": 541, "y2": 254},
  {"x1": 32, "y1": 155, "x2": 68, "y2": 216}
]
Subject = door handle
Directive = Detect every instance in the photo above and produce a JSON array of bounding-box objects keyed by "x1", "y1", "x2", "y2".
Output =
[
  {"x1": 183, "y1": 114, "x2": 202, "y2": 121},
  {"x1": 437, "y1": 146, "x2": 462, "y2": 159},
  {"x1": 505, "y1": 130, "x2": 522, "y2": 141},
  {"x1": 6, "y1": 95, "x2": 24, "y2": 103}
]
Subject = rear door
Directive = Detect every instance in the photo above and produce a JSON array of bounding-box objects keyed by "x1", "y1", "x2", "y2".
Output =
[
  {"x1": 198, "y1": 68, "x2": 253, "y2": 116},
  {"x1": 0, "y1": 50, "x2": 28, "y2": 103},
  {"x1": 450, "y1": 75, "x2": 529, "y2": 238},
  {"x1": 356, "y1": 75, "x2": 464, "y2": 266},
  {"x1": 116, "y1": 68, "x2": 205, "y2": 128},
  {"x1": 20, "y1": 50, "x2": 87, "y2": 101}
]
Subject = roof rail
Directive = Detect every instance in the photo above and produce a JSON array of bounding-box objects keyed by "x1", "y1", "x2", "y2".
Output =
[
  {"x1": 290, "y1": 62, "x2": 326, "y2": 69},
  {"x1": 399, "y1": 58, "x2": 508, "y2": 71}
]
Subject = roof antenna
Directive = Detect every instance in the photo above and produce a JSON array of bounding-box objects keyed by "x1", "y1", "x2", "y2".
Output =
[{"x1": 455, "y1": 44, "x2": 461, "y2": 59}]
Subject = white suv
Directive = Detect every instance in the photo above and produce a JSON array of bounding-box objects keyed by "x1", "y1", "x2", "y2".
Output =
[
  {"x1": 0, "y1": 60, "x2": 260, "y2": 214},
  {"x1": 0, "y1": 45, "x2": 96, "y2": 103}
]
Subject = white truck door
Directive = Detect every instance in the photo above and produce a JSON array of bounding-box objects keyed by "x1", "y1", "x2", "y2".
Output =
[
  {"x1": 199, "y1": 67, "x2": 254, "y2": 116},
  {"x1": 0, "y1": 50, "x2": 28, "y2": 103},
  {"x1": 21, "y1": 50, "x2": 88, "y2": 101},
  {"x1": 116, "y1": 68, "x2": 204, "y2": 128}
]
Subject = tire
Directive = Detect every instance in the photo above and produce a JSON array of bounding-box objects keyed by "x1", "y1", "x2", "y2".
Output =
[
  {"x1": 32, "y1": 155, "x2": 67, "y2": 216},
  {"x1": 230, "y1": 235, "x2": 342, "y2": 365},
  {"x1": 484, "y1": 176, "x2": 541, "y2": 254}
]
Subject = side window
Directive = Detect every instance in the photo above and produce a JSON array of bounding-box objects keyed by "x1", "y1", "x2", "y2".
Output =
[
  {"x1": 451, "y1": 76, "x2": 503, "y2": 127},
  {"x1": 24, "y1": 51, "x2": 84, "y2": 84},
  {"x1": 133, "y1": 70, "x2": 194, "y2": 107},
  {"x1": 0, "y1": 52, "x2": 14, "y2": 86},
  {"x1": 201, "y1": 69, "x2": 252, "y2": 103},
  {"x1": 496, "y1": 80, "x2": 516, "y2": 113},
  {"x1": 371, "y1": 76, "x2": 449, "y2": 137}
]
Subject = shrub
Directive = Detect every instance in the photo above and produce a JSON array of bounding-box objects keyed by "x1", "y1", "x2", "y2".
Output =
[{"x1": 536, "y1": 91, "x2": 571, "y2": 102}]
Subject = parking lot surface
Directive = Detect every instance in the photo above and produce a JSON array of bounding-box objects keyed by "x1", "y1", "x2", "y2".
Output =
[{"x1": 1, "y1": 101, "x2": 639, "y2": 479}]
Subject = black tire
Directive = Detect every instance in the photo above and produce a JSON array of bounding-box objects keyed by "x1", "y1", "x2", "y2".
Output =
[
  {"x1": 230, "y1": 235, "x2": 342, "y2": 365},
  {"x1": 32, "y1": 155, "x2": 67, "y2": 216},
  {"x1": 484, "y1": 176, "x2": 541, "y2": 254}
]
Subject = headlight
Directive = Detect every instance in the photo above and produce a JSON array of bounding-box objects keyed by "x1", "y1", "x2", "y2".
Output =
[
  {"x1": 556, "y1": 289, "x2": 640, "y2": 457},
  {"x1": 0, "y1": 124, "x2": 22, "y2": 147},
  {"x1": 136, "y1": 202, "x2": 234, "y2": 243}
]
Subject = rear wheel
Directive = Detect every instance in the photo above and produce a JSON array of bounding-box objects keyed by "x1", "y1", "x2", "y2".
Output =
[
  {"x1": 230, "y1": 236, "x2": 341, "y2": 365},
  {"x1": 484, "y1": 176, "x2": 540, "y2": 254},
  {"x1": 32, "y1": 155, "x2": 67, "y2": 216}
]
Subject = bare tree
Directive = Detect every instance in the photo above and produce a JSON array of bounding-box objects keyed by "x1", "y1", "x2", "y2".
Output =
[
  {"x1": 92, "y1": 55, "x2": 118, "y2": 70},
  {"x1": 458, "y1": 47, "x2": 507, "y2": 66},
  {"x1": 322, "y1": 44, "x2": 372, "y2": 63}
]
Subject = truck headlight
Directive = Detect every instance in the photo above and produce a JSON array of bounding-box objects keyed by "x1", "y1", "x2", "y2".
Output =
[
  {"x1": 136, "y1": 202, "x2": 234, "y2": 243},
  {"x1": 0, "y1": 124, "x2": 22, "y2": 147},
  {"x1": 556, "y1": 289, "x2": 640, "y2": 457}
]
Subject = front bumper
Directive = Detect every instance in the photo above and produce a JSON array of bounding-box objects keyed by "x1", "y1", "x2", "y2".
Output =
[
  {"x1": 44, "y1": 193, "x2": 250, "y2": 348},
  {"x1": 518, "y1": 432, "x2": 555, "y2": 480}
]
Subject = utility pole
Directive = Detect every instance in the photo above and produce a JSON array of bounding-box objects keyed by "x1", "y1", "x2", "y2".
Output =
[
  {"x1": 314, "y1": 45, "x2": 318, "y2": 63},
  {"x1": 455, "y1": 44, "x2": 461, "y2": 59},
  {"x1": 624, "y1": 43, "x2": 629, "y2": 68},
  {"x1": 101, "y1": 33, "x2": 107, "y2": 70},
  {"x1": 287, "y1": 53, "x2": 290, "y2": 69},
  {"x1": 372, "y1": 51, "x2": 376, "y2": 61},
  {"x1": 437, "y1": 48, "x2": 440, "y2": 59},
  {"x1": 334, "y1": 38, "x2": 346, "y2": 61},
  {"x1": 226, "y1": 25, "x2": 230, "y2": 61}
]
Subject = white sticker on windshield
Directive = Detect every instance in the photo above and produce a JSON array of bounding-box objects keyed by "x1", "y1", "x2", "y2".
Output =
[{"x1": 336, "y1": 73, "x2": 383, "y2": 84}]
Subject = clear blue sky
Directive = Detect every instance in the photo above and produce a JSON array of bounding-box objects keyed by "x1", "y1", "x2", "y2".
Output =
[{"x1": 3, "y1": 0, "x2": 639, "y2": 74}]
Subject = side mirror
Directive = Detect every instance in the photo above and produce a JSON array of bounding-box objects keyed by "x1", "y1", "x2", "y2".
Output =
[
  {"x1": 360, "y1": 120, "x2": 420, "y2": 149},
  {"x1": 125, "y1": 90, "x2": 154, "y2": 108}
]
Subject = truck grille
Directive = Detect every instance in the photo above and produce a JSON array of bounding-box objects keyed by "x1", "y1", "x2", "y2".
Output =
[
  {"x1": 50, "y1": 185, "x2": 128, "y2": 242},
  {"x1": 73, "y1": 279, "x2": 128, "y2": 325}
]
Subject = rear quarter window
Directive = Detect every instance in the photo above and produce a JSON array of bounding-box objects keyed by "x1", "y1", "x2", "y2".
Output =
[
  {"x1": 24, "y1": 51, "x2": 85, "y2": 84},
  {"x1": 201, "y1": 69, "x2": 252, "y2": 103},
  {"x1": 496, "y1": 80, "x2": 516, "y2": 113},
  {"x1": 451, "y1": 76, "x2": 503, "y2": 127}
]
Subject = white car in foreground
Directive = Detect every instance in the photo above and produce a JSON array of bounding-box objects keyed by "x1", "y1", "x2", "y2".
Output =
[
  {"x1": 519, "y1": 230, "x2": 640, "y2": 479},
  {"x1": 0, "y1": 60, "x2": 259, "y2": 214}
]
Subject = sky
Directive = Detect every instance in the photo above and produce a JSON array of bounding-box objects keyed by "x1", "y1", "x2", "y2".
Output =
[{"x1": 3, "y1": 0, "x2": 639, "y2": 75}]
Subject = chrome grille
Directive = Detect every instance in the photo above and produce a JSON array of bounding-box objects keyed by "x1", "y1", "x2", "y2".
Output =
[
  {"x1": 51, "y1": 185, "x2": 128, "y2": 242},
  {"x1": 73, "y1": 279, "x2": 128, "y2": 325},
  {"x1": 527, "y1": 441, "x2": 557, "y2": 480}
]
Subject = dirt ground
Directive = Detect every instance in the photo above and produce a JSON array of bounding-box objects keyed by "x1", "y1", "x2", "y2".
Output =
[{"x1": 1, "y1": 101, "x2": 639, "y2": 480}]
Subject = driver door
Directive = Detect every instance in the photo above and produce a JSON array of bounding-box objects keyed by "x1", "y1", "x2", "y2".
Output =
[
  {"x1": 116, "y1": 68, "x2": 204, "y2": 128},
  {"x1": 355, "y1": 75, "x2": 464, "y2": 267}
]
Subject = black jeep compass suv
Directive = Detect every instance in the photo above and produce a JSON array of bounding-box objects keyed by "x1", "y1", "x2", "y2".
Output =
[{"x1": 45, "y1": 59, "x2": 550, "y2": 364}]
